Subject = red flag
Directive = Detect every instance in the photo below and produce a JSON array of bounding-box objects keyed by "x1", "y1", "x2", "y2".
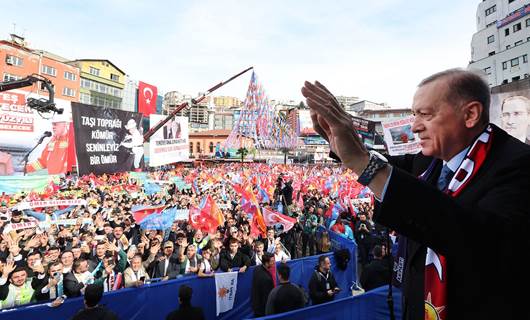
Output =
[
  {"x1": 132, "y1": 204, "x2": 166, "y2": 224},
  {"x1": 262, "y1": 207, "x2": 297, "y2": 232},
  {"x1": 138, "y1": 81, "x2": 158, "y2": 116}
]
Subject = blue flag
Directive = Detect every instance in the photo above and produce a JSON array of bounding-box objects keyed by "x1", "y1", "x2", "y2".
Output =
[{"x1": 140, "y1": 207, "x2": 175, "y2": 230}]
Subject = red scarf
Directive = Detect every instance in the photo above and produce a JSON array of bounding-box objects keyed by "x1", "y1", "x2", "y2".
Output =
[{"x1": 423, "y1": 125, "x2": 493, "y2": 320}]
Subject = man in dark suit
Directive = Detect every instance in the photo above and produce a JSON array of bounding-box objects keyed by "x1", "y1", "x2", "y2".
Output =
[
  {"x1": 360, "y1": 245, "x2": 390, "y2": 292},
  {"x1": 152, "y1": 241, "x2": 182, "y2": 280},
  {"x1": 302, "y1": 68, "x2": 530, "y2": 319},
  {"x1": 219, "y1": 239, "x2": 250, "y2": 272},
  {"x1": 166, "y1": 285, "x2": 205, "y2": 320},
  {"x1": 251, "y1": 252, "x2": 275, "y2": 317}
]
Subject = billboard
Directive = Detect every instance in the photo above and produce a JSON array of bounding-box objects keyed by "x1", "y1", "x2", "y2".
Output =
[
  {"x1": 298, "y1": 109, "x2": 317, "y2": 136},
  {"x1": 72, "y1": 102, "x2": 144, "y2": 175},
  {"x1": 491, "y1": 79, "x2": 530, "y2": 144},
  {"x1": 148, "y1": 114, "x2": 189, "y2": 166},
  {"x1": 0, "y1": 90, "x2": 75, "y2": 175}
]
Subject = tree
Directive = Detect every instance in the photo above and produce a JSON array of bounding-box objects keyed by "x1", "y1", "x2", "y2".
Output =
[
  {"x1": 236, "y1": 147, "x2": 249, "y2": 163},
  {"x1": 280, "y1": 147, "x2": 291, "y2": 164}
]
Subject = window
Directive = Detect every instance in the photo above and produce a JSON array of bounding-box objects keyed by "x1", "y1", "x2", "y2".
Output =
[
  {"x1": 512, "y1": 76, "x2": 520, "y2": 81},
  {"x1": 3, "y1": 73, "x2": 21, "y2": 81},
  {"x1": 487, "y1": 35, "x2": 495, "y2": 43},
  {"x1": 505, "y1": 28, "x2": 510, "y2": 36},
  {"x1": 5, "y1": 55, "x2": 23, "y2": 66},
  {"x1": 189, "y1": 142, "x2": 194, "y2": 154},
  {"x1": 513, "y1": 23, "x2": 522, "y2": 32},
  {"x1": 41, "y1": 65, "x2": 57, "y2": 76},
  {"x1": 486, "y1": 21, "x2": 497, "y2": 28},
  {"x1": 508, "y1": 0, "x2": 515, "y2": 3},
  {"x1": 523, "y1": 54, "x2": 528, "y2": 63},
  {"x1": 89, "y1": 67, "x2": 100, "y2": 76},
  {"x1": 110, "y1": 74, "x2": 119, "y2": 82},
  {"x1": 485, "y1": 5, "x2": 496, "y2": 16},
  {"x1": 209, "y1": 142, "x2": 214, "y2": 153},
  {"x1": 515, "y1": 40, "x2": 523, "y2": 46},
  {"x1": 511, "y1": 57, "x2": 519, "y2": 67},
  {"x1": 489, "y1": 51, "x2": 495, "y2": 56},
  {"x1": 527, "y1": 18, "x2": 530, "y2": 27},
  {"x1": 62, "y1": 87, "x2": 76, "y2": 97},
  {"x1": 484, "y1": 67, "x2": 492, "y2": 75},
  {"x1": 507, "y1": 45, "x2": 512, "y2": 49},
  {"x1": 196, "y1": 142, "x2": 201, "y2": 153},
  {"x1": 80, "y1": 92, "x2": 91, "y2": 104},
  {"x1": 503, "y1": 61, "x2": 508, "y2": 70},
  {"x1": 64, "y1": 71, "x2": 76, "y2": 81}
]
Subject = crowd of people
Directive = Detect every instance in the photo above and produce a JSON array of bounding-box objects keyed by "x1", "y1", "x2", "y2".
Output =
[{"x1": 0, "y1": 163, "x2": 391, "y2": 311}]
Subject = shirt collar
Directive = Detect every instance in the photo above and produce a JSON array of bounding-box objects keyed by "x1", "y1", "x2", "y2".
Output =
[{"x1": 444, "y1": 146, "x2": 470, "y2": 173}]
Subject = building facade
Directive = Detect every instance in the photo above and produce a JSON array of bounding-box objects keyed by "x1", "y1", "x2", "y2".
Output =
[
  {"x1": 1, "y1": 36, "x2": 80, "y2": 102},
  {"x1": 469, "y1": 0, "x2": 530, "y2": 85},
  {"x1": 189, "y1": 129, "x2": 231, "y2": 158},
  {"x1": 68, "y1": 59, "x2": 125, "y2": 109}
]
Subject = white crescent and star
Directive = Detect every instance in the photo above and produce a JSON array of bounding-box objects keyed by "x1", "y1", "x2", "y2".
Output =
[
  {"x1": 143, "y1": 87, "x2": 153, "y2": 104},
  {"x1": 425, "y1": 248, "x2": 443, "y2": 281}
]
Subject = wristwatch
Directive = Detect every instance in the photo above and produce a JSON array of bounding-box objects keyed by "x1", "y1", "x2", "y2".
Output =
[{"x1": 357, "y1": 151, "x2": 389, "y2": 186}]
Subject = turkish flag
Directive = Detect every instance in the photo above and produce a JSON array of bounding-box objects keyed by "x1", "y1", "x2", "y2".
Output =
[{"x1": 138, "y1": 81, "x2": 158, "y2": 116}]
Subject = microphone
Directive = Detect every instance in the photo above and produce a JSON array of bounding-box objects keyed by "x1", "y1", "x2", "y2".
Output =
[{"x1": 38, "y1": 131, "x2": 52, "y2": 144}]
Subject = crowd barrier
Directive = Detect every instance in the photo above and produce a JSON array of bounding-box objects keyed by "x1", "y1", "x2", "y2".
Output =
[
  {"x1": 0, "y1": 250, "x2": 356, "y2": 320},
  {"x1": 251, "y1": 285, "x2": 402, "y2": 320}
]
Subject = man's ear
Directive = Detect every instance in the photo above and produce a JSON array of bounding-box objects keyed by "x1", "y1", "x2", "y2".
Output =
[{"x1": 462, "y1": 101, "x2": 484, "y2": 128}]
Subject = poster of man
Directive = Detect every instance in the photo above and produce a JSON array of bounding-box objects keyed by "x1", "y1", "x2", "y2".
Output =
[
  {"x1": 120, "y1": 118, "x2": 145, "y2": 171},
  {"x1": 490, "y1": 80, "x2": 530, "y2": 145},
  {"x1": 25, "y1": 113, "x2": 76, "y2": 175},
  {"x1": 0, "y1": 90, "x2": 75, "y2": 175}
]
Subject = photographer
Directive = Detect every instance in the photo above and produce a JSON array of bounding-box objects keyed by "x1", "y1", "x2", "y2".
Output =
[{"x1": 354, "y1": 213, "x2": 373, "y2": 266}]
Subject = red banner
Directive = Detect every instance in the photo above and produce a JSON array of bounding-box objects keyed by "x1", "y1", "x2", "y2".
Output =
[{"x1": 138, "y1": 81, "x2": 158, "y2": 116}]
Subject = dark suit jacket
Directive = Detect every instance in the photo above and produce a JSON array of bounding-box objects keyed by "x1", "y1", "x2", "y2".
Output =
[
  {"x1": 63, "y1": 272, "x2": 84, "y2": 298},
  {"x1": 251, "y1": 264, "x2": 275, "y2": 316},
  {"x1": 166, "y1": 304, "x2": 205, "y2": 320},
  {"x1": 218, "y1": 250, "x2": 251, "y2": 272},
  {"x1": 152, "y1": 256, "x2": 181, "y2": 279},
  {"x1": 359, "y1": 258, "x2": 391, "y2": 292},
  {"x1": 375, "y1": 125, "x2": 530, "y2": 319}
]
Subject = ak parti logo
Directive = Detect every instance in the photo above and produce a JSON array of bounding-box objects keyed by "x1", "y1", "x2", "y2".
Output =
[{"x1": 218, "y1": 287, "x2": 229, "y2": 298}]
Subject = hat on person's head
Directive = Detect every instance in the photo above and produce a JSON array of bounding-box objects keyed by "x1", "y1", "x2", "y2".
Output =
[
  {"x1": 125, "y1": 119, "x2": 137, "y2": 130},
  {"x1": 11, "y1": 209, "x2": 22, "y2": 216},
  {"x1": 163, "y1": 241, "x2": 174, "y2": 249}
]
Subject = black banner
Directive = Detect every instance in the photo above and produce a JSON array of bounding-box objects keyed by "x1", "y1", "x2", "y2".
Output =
[
  {"x1": 351, "y1": 115, "x2": 377, "y2": 148},
  {"x1": 72, "y1": 103, "x2": 144, "y2": 176}
]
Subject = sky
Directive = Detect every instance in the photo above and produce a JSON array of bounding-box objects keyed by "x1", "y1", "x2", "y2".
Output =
[{"x1": 1, "y1": 0, "x2": 479, "y2": 108}]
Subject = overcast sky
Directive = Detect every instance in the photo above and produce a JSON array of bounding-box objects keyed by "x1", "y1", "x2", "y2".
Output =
[{"x1": 1, "y1": 0, "x2": 479, "y2": 108}]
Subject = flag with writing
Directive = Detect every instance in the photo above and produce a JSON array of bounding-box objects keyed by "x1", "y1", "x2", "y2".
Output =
[{"x1": 215, "y1": 272, "x2": 238, "y2": 316}]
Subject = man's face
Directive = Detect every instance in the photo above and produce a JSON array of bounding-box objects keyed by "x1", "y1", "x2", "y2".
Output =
[
  {"x1": 502, "y1": 98, "x2": 529, "y2": 141},
  {"x1": 11, "y1": 270, "x2": 27, "y2": 287},
  {"x1": 229, "y1": 242, "x2": 239, "y2": 254},
  {"x1": 48, "y1": 249, "x2": 60, "y2": 261},
  {"x1": 412, "y1": 79, "x2": 470, "y2": 161},
  {"x1": 72, "y1": 248, "x2": 81, "y2": 259},
  {"x1": 320, "y1": 257, "x2": 331, "y2": 273},
  {"x1": 27, "y1": 254, "x2": 41, "y2": 267},
  {"x1": 194, "y1": 230, "x2": 203, "y2": 242},
  {"x1": 49, "y1": 263, "x2": 63, "y2": 276},
  {"x1": 113, "y1": 227, "x2": 123, "y2": 239},
  {"x1": 96, "y1": 244, "x2": 107, "y2": 257},
  {"x1": 256, "y1": 244, "x2": 264, "y2": 254},
  {"x1": 267, "y1": 230, "x2": 275, "y2": 240},
  {"x1": 163, "y1": 245, "x2": 174, "y2": 256},
  {"x1": 61, "y1": 252, "x2": 74, "y2": 267},
  {"x1": 52, "y1": 122, "x2": 68, "y2": 137},
  {"x1": 76, "y1": 261, "x2": 88, "y2": 273},
  {"x1": 187, "y1": 245, "x2": 196, "y2": 258},
  {"x1": 131, "y1": 257, "x2": 141, "y2": 271}
]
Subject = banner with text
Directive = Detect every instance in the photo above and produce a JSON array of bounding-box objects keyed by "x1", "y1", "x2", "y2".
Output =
[
  {"x1": 0, "y1": 90, "x2": 75, "y2": 176},
  {"x1": 148, "y1": 114, "x2": 189, "y2": 167},
  {"x1": 72, "y1": 103, "x2": 144, "y2": 175},
  {"x1": 215, "y1": 271, "x2": 238, "y2": 316},
  {"x1": 382, "y1": 116, "x2": 421, "y2": 156},
  {"x1": 491, "y1": 80, "x2": 530, "y2": 145}
]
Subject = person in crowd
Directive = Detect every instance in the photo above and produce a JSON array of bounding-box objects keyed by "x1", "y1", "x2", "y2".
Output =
[
  {"x1": 60, "y1": 250, "x2": 74, "y2": 274},
  {"x1": 250, "y1": 240, "x2": 265, "y2": 266},
  {"x1": 71, "y1": 283, "x2": 118, "y2": 320},
  {"x1": 180, "y1": 244, "x2": 202, "y2": 275},
  {"x1": 166, "y1": 285, "x2": 205, "y2": 320},
  {"x1": 124, "y1": 254, "x2": 150, "y2": 287},
  {"x1": 265, "y1": 263, "x2": 306, "y2": 315},
  {"x1": 251, "y1": 252, "x2": 275, "y2": 317},
  {"x1": 360, "y1": 245, "x2": 391, "y2": 292},
  {"x1": 152, "y1": 241, "x2": 182, "y2": 280},
  {"x1": 308, "y1": 256, "x2": 340, "y2": 305},
  {"x1": 316, "y1": 230, "x2": 331, "y2": 254},
  {"x1": 274, "y1": 243, "x2": 290, "y2": 263},
  {"x1": 301, "y1": 207, "x2": 318, "y2": 257},
  {"x1": 263, "y1": 228, "x2": 277, "y2": 254},
  {"x1": 0, "y1": 263, "x2": 39, "y2": 308},
  {"x1": 197, "y1": 247, "x2": 214, "y2": 277},
  {"x1": 64, "y1": 258, "x2": 100, "y2": 298},
  {"x1": 219, "y1": 239, "x2": 250, "y2": 272},
  {"x1": 34, "y1": 261, "x2": 66, "y2": 302},
  {"x1": 302, "y1": 69, "x2": 530, "y2": 319},
  {"x1": 354, "y1": 213, "x2": 373, "y2": 266}
]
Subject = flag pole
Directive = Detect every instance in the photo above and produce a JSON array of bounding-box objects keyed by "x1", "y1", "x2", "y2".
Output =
[{"x1": 143, "y1": 66, "x2": 254, "y2": 142}]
